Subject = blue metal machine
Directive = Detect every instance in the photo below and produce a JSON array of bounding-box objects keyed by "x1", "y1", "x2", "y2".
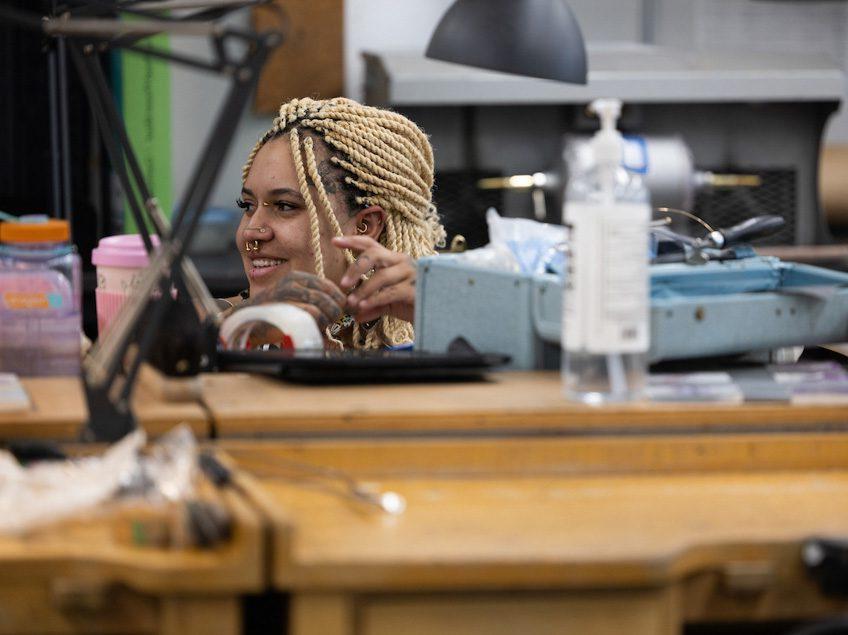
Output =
[{"x1": 415, "y1": 221, "x2": 848, "y2": 369}]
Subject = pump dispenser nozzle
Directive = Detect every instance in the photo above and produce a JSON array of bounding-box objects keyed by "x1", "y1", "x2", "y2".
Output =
[
  {"x1": 588, "y1": 98, "x2": 624, "y2": 200},
  {"x1": 589, "y1": 99, "x2": 621, "y2": 129}
]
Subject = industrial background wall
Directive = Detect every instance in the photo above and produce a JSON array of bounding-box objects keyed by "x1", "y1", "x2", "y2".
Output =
[
  {"x1": 3, "y1": 0, "x2": 848, "y2": 309},
  {"x1": 168, "y1": 0, "x2": 848, "y2": 212}
]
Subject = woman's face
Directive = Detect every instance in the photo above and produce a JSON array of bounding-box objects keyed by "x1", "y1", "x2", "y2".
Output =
[{"x1": 236, "y1": 135, "x2": 356, "y2": 296}]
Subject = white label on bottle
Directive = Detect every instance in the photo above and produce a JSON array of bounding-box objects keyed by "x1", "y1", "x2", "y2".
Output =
[{"x1": 563, "y1": 200, "x2": 650, "y2": 354}]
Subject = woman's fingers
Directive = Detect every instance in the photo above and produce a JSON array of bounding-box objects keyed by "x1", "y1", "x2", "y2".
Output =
[
  {"x1": 269, "y1": 280, "x2": 343, "y2": 329},
  {"x1": 331, "y1": 235, "x2": 418, "y2": 323},
  {"x1": 351, "y1": 306, "x2": 384, "y2": 324},
  {"x1": 333, "y1": 234, "x2": 381, "y2": 253},
  {"x1": 253, "y1": 270, "x2": 346, "y2": 308},
  {"x1": 333, "y1": 236, "x2": 401, "y2": 289},
  {"x1": 350, "y1": 268, "x2": 416, "y2": 323},
  {"x1": 243, "y1": 271, "x2": 345, "y2": 332},
  {"x1": 287, "y1": 271, "x2": 347, "y2": 307},
  {"x1": 347, "y1": 263, "x2": 411, "y2": 309},
  {"x1": 352, "y1": 282, "x2": 414, "y2": 323},
  {"x1": 288, "y1": 300, "x2": 336, "y2": 332},
  {"x1": 297, "y1": 290, "x2": 344, "y2": 330}
]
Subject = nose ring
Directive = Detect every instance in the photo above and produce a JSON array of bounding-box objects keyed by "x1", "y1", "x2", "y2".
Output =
[
  {"x1": 246, "y1": 226, "x2": 266, "y2": 234},
  {"x1": 244, "y1": 240, "x2": 260, "y2": 253}
]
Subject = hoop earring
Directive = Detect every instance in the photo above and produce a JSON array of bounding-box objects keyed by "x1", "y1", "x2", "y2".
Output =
[{"x1": 356, "y1": 221, "x2": 368, "y2": 234}]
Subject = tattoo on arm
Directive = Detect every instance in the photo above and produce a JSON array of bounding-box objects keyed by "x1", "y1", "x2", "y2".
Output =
[{"x1": 240, "y1": 275, "x2": 341, "y2": 332}]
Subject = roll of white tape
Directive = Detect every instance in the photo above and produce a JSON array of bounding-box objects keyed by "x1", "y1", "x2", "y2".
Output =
[{"x1": 219, "y1": 303, "x2": 324, "y2": 350}]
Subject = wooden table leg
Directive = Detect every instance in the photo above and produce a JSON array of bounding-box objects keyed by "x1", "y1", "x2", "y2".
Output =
[
  {"x1": 291, "y1": 593, "x2": 355, "y2": 635},
  {"x1": 160, "y1": 596, "x2": 241, "y2": 635}
]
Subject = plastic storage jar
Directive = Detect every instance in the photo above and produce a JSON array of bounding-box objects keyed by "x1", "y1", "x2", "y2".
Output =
[{"x1": 0, "y1": 217, "x2": 82, "y2": 376}]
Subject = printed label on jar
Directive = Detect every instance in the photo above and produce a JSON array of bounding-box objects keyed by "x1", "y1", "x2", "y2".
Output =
[
  {"x1": 563, "y1": 200, "x2": 650, "y2": 354},
  {"x1": 2, "y1": 292, "x2": 64, "y2": 310}
]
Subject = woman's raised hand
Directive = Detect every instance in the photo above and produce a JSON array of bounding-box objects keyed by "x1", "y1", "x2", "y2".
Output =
[
  {"x1": 332, "y1": 235, "x2": 417, "y2": 323},
  {"x1": 246, "y1": 271, "x2": 346, "y2": 332}
]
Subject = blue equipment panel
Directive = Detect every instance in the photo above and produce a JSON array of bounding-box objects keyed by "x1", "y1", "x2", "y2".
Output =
[{"x1": 414, "y1": 255, "x2": 848, "y2": 368}]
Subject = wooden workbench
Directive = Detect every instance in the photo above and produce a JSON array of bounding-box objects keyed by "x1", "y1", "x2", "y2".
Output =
[
  {"x1": 0, "y1": 375, "x2": 210, "y2": 440},
  {"x1": 0, "y1": 472, "x2": 264, "y2": 635},
  {"x1": 203, "y1": 371, "x2": 848, "y2": 438},
  {"x1": 2, "y1": 369, "x2": 848, "y2": 633},
  {"x1": 9, "y1": 370, "x2": 845, "y2": 441},
  {"x1": 224, "y1": 436, "x2": 848, "y2": 635}
]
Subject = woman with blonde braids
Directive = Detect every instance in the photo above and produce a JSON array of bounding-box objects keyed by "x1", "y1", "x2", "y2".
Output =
[{"x1": 227, "y1": 96, "x2": 445, "y2": 349}]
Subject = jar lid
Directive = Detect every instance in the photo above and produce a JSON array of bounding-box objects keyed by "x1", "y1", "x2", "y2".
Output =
[
  {"x1": 0, "y1": 218, "x2": 70, "y2": 243},
  {"x1": 92, "y1": 233, "x2": 160, "y2": 268}
]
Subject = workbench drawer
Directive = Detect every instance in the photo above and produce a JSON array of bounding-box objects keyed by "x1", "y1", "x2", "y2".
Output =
[
  {"x1": 0, "y1": 486, "x2": 263, "y2": 635},
  {"x1": 0, "y1": 581, "x2": 157, "y2": 634}
]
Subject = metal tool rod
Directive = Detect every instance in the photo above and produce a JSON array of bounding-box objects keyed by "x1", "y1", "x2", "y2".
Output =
[
  {"x1": 57, "y1": 35, "x2": 74, "y2": 224},
  {"x1": 123, "y1": 42, "x2": 222, "y2": 73},
  {"x1": 81, "y1": 45, "x2": 157, "y2": 227},
  {"x1": 68, "y1": 44, "x2": 154, "y2": 254},
  {"x1": 132, "y1": 0, "x2": 262, "y2": 11},
  {"x1": 47, "y1": 44, "x2": 62, "y2": 220},
  {"x1": 44, "y1": 17, "x2": 218, "y2": 37}
]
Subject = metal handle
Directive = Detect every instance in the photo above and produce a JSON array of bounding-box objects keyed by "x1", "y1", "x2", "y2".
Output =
[{"x1": 709, "y1": 215, "x2": 786, "y2": 248}]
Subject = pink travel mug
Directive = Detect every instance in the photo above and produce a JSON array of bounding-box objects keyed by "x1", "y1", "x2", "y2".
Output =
[{"x1": 92, "y1": 234, "x2": 160, "y2": 336}]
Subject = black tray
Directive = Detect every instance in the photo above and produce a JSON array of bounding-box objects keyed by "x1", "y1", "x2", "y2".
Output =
[{"x1": 215, "y1": 339, "x2": 509, "y2": 384}]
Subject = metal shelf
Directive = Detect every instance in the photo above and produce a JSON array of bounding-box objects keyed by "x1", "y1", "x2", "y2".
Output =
[{"x1": 365, "y1": 43, "x2": 844, "y2": 106}]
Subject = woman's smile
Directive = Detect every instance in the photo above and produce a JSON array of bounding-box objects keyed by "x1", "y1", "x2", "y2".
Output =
[{"x1": 248, "y1": 257, "x2": 288, "y2": 281}]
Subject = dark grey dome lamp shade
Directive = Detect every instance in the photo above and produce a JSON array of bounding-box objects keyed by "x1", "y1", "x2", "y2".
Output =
[{"x1": 425, "y1": 0, "x2": 588, "y2": 84}]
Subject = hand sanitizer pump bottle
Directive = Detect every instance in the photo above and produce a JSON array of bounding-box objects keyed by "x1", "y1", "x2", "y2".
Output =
[{"x1": 562, "y1": 99, "x2": 650, "y2": 404}]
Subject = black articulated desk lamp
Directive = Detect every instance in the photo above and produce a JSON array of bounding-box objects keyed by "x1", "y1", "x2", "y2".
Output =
[
  {"x1": 0, "y1": 0, "x2": 586, "y2": 442},
  {"x1": 0, "y1": 0, "x2": 282, "y2": 441},
  {"x1": 425, "y1": 0, "x2": 588, "y2": 85}
]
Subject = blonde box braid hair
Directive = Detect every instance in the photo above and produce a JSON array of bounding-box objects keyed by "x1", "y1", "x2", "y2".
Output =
[{"x1": 242, "y1": 97, "x2": 445, "y2": 349}]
